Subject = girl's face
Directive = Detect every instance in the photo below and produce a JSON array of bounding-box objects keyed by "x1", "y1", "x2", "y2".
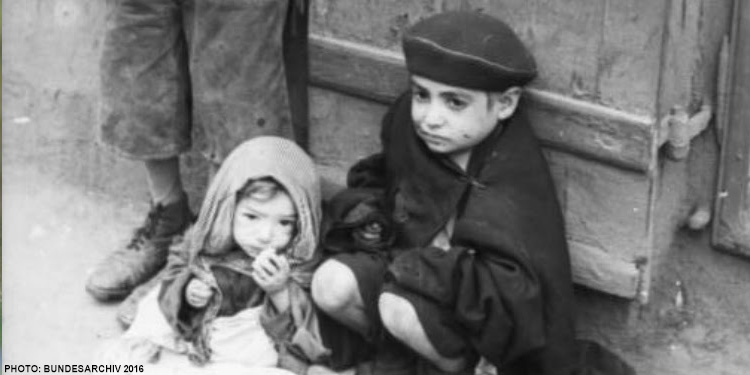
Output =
[{"x1": 232, "y1": 191, "x2": 297, "y2": 256}]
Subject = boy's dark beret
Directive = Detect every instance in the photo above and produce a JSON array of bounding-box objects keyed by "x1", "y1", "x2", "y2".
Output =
[{"x1": 402, "y1": 11, "x2": 537, "y2": 92}]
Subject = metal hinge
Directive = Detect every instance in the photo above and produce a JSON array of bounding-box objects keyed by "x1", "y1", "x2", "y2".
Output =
[{"x1": 658, "y1": 103, "x2": 713, "y2": 160}]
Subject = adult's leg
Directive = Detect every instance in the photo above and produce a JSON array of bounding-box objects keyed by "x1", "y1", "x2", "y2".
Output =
[
  {"x1": 86, "y1": 166, "x2": 192, "y2": 303},
  {"x1": 88, "y1": 0, "x2": 193, "y2": 302},
  {"x1": 189, "y1": 0, "x2": 295, "y2": 166},
  {"x1": 145, "y1": 158, "x2": 184, "y2": 206},
  {"x1": 114, "y1": 157, "x2": 191, "y2": 327}
]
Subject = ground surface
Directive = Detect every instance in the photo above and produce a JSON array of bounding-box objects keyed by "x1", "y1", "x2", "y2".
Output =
[{"x1": 2, "y1": 165, "x2": 143, "y2": 365}]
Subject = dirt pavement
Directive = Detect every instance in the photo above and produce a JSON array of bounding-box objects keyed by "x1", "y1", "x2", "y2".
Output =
[{"x1": 2, "y1": 165, "x2": 146, "y2": 365}]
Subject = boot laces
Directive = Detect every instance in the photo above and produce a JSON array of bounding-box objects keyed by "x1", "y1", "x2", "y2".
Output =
[{"x1": 126, "y1": 204, "x2": 166, "y2": 251}]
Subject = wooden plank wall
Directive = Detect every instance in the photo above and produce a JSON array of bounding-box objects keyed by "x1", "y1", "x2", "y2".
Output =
[
  {"x1": 310, "y1": 0, "x2": 665, "y2": 114},
  {"x1": 308, "y1": 0, "x2": 670, "y2": 299}
]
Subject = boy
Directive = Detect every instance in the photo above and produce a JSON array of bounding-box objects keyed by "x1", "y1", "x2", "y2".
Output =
[{"x1": 312, "y1": 11, "x2": 578, "y2": 375}]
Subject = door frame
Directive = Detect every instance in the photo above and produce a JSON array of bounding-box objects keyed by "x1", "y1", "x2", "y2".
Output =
[{"x1": 712, "y1": 0, "x2": 750, "y2": 257}]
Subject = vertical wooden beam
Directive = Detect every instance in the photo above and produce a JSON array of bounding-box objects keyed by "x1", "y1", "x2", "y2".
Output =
[
  {"x1": 647, "y1": 0, "x2": 704, "y2": 302},
  {"x1": 283, "y1": 0, "x2": 311, "y2": 150},
  {"x1": 712, "y1": 0, "x2": 750, "y2": 257}
]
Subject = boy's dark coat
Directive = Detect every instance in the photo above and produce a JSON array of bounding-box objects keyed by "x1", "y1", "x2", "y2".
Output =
[{"x1": 339, "y1": 93, "x2": 578, "y2": 374}]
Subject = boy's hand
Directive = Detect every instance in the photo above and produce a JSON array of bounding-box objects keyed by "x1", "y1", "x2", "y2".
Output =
[
  {"x1": 252, "y1": 249, "x2": 291, "y2": 295},
  {"x1": 353, "y1": 221, "x2": 384, "y2": 246},
  {"x1": 359, "y1": 222, "x2": 383, "y2": 241},
  {"x1": 185, "y1": 278, "x2": 214, "y2": 308}
]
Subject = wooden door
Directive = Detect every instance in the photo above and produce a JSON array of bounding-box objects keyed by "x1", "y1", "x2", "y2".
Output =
[{"x1": 713, "y1": 0, "x2": 750, "y2": 257}]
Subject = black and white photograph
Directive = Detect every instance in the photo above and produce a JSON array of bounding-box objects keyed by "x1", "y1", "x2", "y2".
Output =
[{"x1": 2, "y1": 0, "x2": 749, "y2": 374}]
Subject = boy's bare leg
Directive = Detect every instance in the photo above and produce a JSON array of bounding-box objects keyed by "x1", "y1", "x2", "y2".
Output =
[
  {"x1": 379, "y1": 292, "x2": 469, "y2": 373},
  {"x1": 311, "y1": 259, "x2": 372, "y2": 336},
  {"x1": 145, "y1": 157, "x2": 184, "y2": 205}
]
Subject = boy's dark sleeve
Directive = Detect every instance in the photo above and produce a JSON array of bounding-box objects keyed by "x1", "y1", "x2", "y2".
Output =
[
  {"x1": 347, "y1": 153, "x2": 386, "y2": 189},
  {"x1": 323, "y1": 188, "x2": 394, "y2": 255},
  {"x1": 324, "y1": 95, "x2": 407, "y2": 255},
  {"x1": 453, "y1": 223, "x2": 546, "y2": 366}
]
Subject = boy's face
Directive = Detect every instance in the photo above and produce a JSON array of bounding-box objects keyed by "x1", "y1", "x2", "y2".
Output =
[
  {"x1": 410, "y1": 75, "x2": 506, "y2": 164},
  {"x1": 233, "y1": 192, "x2": 297, "y2": 256}
]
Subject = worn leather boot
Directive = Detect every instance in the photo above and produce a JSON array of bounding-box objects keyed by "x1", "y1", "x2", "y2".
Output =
[{"x1": 86, "y1": 193, "x2": 192, "y2": 301}]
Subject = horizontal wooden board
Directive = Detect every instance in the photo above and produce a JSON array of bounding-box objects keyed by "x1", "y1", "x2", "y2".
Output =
[
  {"x1": 310, "y1": 0, "x2": 666, "y2": 113},
  {"x1": 309, "y1": 35, "x2": 657, "y2": 172},
  {"x1": 569, "y1": 241, "x2": 641, "y2": 298},
  {"x1": 546, "y1": 150, "x2": 653, "y2": 261},
  {"x1": 309, "y1": 35, "x2": 409, "y2": 104}
]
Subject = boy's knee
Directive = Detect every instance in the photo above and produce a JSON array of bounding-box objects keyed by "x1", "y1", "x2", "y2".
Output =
[
  {"x1": 311, "y1": 259, "x2": 359, "y2": 312},
  {"x1": 378, "y1": 292, "x2": 419, "y2": 339}
]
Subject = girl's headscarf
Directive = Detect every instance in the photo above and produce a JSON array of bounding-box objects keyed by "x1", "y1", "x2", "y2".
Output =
[{"x1": 186, "y1": 136, "x2": 322, "y2": 268}]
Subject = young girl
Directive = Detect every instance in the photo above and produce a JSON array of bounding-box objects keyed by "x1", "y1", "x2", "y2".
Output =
[{"x1": 100, "y1": 136, "x2": 330, "y2": 374}]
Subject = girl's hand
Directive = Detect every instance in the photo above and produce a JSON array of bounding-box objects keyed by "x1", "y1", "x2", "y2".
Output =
[
  {"x1": 251, "y1": 249, "x2": 291, "y2": 295},
  {"x1": 185, "y1": 278, "x2": 213, "y2": 308}
]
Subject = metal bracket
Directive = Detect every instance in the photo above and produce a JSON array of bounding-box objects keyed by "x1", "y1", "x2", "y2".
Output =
[{"x1": 658, "y1": 104, "x2": 713, "y2": 160}]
